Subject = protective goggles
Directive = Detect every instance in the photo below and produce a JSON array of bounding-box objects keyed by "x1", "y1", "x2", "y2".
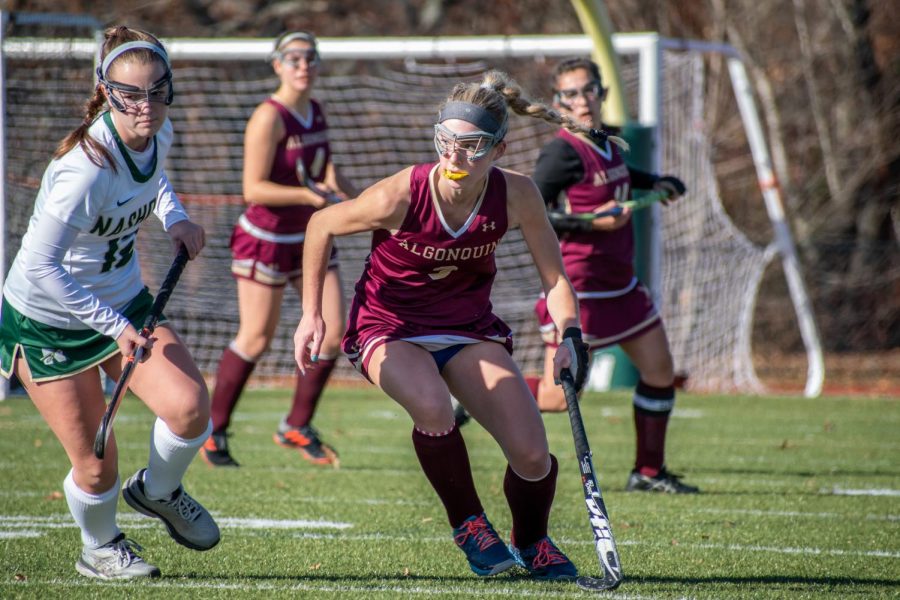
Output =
[
  {"x1": 554, "y1": 80, "x2": 605, "y2": 103},
  {"x1": 98, "y1": 41, "x2": 174, "y2": 112},
  {"x1": 103, "y1": 74, "x2": 174, "y2": 112},
  {"x1": 274, "y1": 48, "x2": 320, "y2": 68},
  {"x1": 433, "y1": 123, "x2": 500, "y2": 162}
]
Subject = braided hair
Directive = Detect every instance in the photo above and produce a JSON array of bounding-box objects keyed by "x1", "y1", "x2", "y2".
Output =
[{"x1": 440, "y1": 70, "x2": 627, "y2": 150}]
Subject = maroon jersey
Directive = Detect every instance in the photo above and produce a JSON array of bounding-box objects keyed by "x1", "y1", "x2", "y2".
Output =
[
  {"x1": 557, "y1": 129, "x2": 635, "y2": 292},
  {"x1": 342, "y1": 163, "x2": 513, "y2": 372},
  {"x1": 243, "y1": 98, "x2": 332, "y2": 234}
]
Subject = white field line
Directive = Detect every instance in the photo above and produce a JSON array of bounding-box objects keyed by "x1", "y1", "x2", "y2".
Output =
[
  {"x1": 0, "y1": 514, "x2": 350, "y2": 527},
  {"x1": 2, "y1": 514, "x2": 898, "y2": 560},
  {"x1": 827, "y1": 487, "x2": 900, "y2": 496},
  {"x1": 0, "y1": 530, "x2": 41, "y2": 538},
  {"x1": 0, "y1": 514, "x2": 351, "y2": 537},
  {"x1": 596, "y1": 408, "x2": 705, "y2": 419},
  {"x1": 0, "y1": 577, "x2": 690, "y2": 599},
  {"x1": 690, "y1": 476, "x2": 900, "y2": 490},
  {"x1": 697, "y1": 508, "x2": 898, "y2": 521}
]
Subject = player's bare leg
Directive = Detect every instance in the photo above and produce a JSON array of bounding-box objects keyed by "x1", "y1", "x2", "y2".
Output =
[
  {"x1": 444, "y1": 343, "x2": 577, "y2": 580},
  {"x1": 369, "y1": 341, "x2": 516, "y2": 576}
]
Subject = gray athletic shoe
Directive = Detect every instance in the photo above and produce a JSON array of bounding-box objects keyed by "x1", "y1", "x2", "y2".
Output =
[
  {"x1": 625, "y1": 467, "x2": 700, "y2": 494},
  {"x1": 122, "y1": 468, "x2": 220, "y2": 550},
  {"x1": 75, "y1": 533, "x2": 161, "y2": 579}
]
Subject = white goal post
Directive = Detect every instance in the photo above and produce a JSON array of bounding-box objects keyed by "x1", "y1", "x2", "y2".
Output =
[{"x1": 0, "y1": 15, "x2": 824, "y2": 398}]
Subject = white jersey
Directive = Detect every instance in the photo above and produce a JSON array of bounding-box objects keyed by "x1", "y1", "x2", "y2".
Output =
[{"x1": 2, "y1": 112, "x2": 188, "y2": 337}]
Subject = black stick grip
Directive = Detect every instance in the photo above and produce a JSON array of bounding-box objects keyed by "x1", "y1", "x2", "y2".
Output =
[{"x1": 93, "y1": 247, "x2": 190, "y2": 459}]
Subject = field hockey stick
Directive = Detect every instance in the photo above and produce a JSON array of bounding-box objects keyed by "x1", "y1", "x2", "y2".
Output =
[
  {"x1": 296, "y1": 161, "x2": 341, "y2": 204},
  {"x1": 93, "y1": 247, "x2": 190, "y2": 459},
  {"x1": 560, "y1": 368, "x2": 623, "y2": 592},
  {"x1": 584, "y1": 188, "x2": 671, "y2": 220}
]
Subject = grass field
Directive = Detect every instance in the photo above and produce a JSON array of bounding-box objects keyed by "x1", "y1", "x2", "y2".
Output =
[{"x1": 1, "y1": 386, "x2": 897, "y2": 599}]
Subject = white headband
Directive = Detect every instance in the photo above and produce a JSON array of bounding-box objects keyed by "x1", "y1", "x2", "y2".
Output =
[
  {"x1": 275, "y1": 32, "x2": 317, "y2": 51},
  {"x1": 100, "y1": 41, "x2": 170, "y2": 78}
]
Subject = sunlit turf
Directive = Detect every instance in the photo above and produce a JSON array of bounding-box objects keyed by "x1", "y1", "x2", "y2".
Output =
[{"x1": 1, "y1": 386, "x2": 897, "y2": 599}]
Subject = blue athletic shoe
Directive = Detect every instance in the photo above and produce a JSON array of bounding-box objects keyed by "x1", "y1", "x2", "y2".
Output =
[
  {"x1": 452, "y1": 513, "x2": 516, "y2": 576},
  {"x1": 509, "y1": 536, "x2": 578, "y2": 581}
]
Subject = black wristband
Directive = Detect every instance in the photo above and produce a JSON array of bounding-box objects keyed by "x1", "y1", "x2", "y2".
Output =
[{"x1": 562, "y1": 327, "x2": 582, "y2": 341}]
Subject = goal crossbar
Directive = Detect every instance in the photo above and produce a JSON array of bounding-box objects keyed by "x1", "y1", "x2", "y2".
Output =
[{"x1": 0, "y1": 23, "x2": 824, "y2": 398}]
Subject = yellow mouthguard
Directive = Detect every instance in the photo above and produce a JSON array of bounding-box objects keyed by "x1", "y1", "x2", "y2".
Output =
[{"x1": 442, "y1": 169, "x2": 469, "y2": 180}]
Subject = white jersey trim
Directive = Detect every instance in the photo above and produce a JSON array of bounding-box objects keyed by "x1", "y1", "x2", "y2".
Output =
[
  {"x1": 238, "y1": 214, "x2": 306, "y2": 243},
  {"x1": 538, "y1": 276, "x2": 638, "y2": 300},
  {"x1": 269, "y1": 96, "x2": 314, "y2": 128},
  {"x1": 428, "y1": 164, "x2": 488, "y2": 239}
]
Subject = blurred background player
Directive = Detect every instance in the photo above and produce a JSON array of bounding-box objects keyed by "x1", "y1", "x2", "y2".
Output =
[
  {"x1": 202, "y1": 31, "x2": 356, "y2": 468},
  {"x1": 531, "y1": 57, "x2": 697, "y2": 494},
  {"x1": 0, "y1": 26, "x2": 218, "y2": 579},
  {"x1": 294, "y1": 70, "x2": 597, "y2": 581}
]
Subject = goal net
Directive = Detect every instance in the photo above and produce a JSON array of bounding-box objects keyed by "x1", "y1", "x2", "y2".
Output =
[{"x1": 3, "y1": 20, "x2": 811, "y2": 394}]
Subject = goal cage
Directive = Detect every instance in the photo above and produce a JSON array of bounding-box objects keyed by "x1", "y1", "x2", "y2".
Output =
[{"x1": 0, "y1": 12, "x2": 824, "y2": 398}]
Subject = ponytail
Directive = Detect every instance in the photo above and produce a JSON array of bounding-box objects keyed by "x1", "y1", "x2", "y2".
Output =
[{"x1": 53, "y1": 86, "x2": 116, "y2": 169}]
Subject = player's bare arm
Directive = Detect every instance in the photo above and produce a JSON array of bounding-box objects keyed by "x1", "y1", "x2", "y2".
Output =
[
  {"x1": 590, "y1": 199, "x2": 632, "y2": 231},
  {"x1": 507, "y1": 171, "x2": 579, "y2": 329},
  {"x1": 507, "y1": 171, "x2": 581, "y2": 379},
  {"x1": 242, "y1": 103, "x2": 325, "y2": 208},
  {"x1": 295, "y1": 167, "x2": 412, "y2": 370}
]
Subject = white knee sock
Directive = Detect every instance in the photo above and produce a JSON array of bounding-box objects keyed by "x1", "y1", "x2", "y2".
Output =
[
  {"x1": 144, "y1": 417, "x2": 212, "y2": 500},
  {"x1": 63, "y1": 470, "x2": 120, "y2": 548}
]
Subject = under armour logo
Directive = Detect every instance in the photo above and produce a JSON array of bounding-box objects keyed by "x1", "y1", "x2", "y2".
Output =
[
  {"x1": 482, "y1": 221, "x2": 496, "y2": 232},
  {"x1": 428, "y1": 265, "x2": 458, "y2": 280},
  {"x1": 41, "y1": 349, "x2": 68, "y2": 365}
]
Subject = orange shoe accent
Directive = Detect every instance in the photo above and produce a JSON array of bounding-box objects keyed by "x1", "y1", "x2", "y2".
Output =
[{"x1": 272, "y1": 433, "x2": 339, "y2": 467}]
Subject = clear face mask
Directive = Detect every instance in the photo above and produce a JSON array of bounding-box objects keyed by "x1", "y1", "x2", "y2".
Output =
[
  {"x1": 554, "y1": 80, "x2": 605, "y2": 105},
  {"x1": 275, "y1": 48, "x2": 320, "y2": 69},
  {"x1": 104, "y1": 73, "x2": 173, "y2": 112},
  {"x1": 433, "y1": 123, "x2": 498, "y2": 162}
]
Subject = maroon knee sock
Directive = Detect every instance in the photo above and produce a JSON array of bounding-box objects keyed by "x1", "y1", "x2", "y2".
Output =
[
  {"x1": 412, "y1": 426, "x2": 483, "y2": 528},
  {"x1": 504, "y1": 454, "x2": 558, "y2": 548},
  {"x1": 210, "y1": 346, "x2": 256, "y2": 432},
  {"x1": 633, "y1": 380, "x2": 675, "y2": 476},
  {"x1": 285, "y1": 359, "x2": 336, "y2": 428},
  {"x1": 524, "y1": 376, "x2": 540, "y2": 401}
]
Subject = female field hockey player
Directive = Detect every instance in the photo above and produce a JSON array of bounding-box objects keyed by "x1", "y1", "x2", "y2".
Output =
[
  {"x1": 0, "y1": 27, "x2": 218, "y2": 579},
  {"x1": 531, "y1": 57, "x2": 697, "y2": 494},
  {"x1": 202, "y1": 30, "x2": 356, "y2": 468},
  {"x1": 294, "y1": 70, "x2": 596, "y2": 581}
]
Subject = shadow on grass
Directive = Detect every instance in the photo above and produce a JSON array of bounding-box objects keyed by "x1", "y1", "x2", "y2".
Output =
[
  {"x1": 174, "y1": 571, "x2": 541, "y2": 585},
  {"x1": 630, "y1": 574, "x2": 900, "y2": 588}
]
